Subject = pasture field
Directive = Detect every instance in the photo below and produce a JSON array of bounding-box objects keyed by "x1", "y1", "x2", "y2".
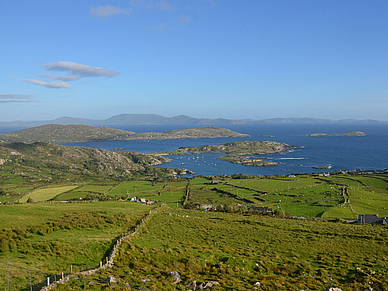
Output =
[
  {"x1": 187, "y1": 174, "x2": 388, "y2": 219},
  {"x1": 53, "y1": 184, "x2": 117, "y2": 201},
  {"x1": 18, "y1": 185, "x2": 78, "y2": 203},
  {"x1": 1, "y1": 172, "x2": 388, "y2": 290},
  {"x1": 0, "y1": 201, "x2": 154, "y2": 290},
  {"x1": 68, "y1": 207, "x2": 388, "y2": 291},
  {"x1": 109, "y1": 181, "x2": 165, "y2": 195}
]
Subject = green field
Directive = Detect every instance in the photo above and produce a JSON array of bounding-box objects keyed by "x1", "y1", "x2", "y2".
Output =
[
  {"x1": 0, "y1": 201, "x2": 154, "y2": 290},
  {"x1": 18, "y1": 185, "x2": 78, "y2": 203},
  {"x1": 1, "y1": 173, "x2": 388, "y2": 290},
  {"x1": 53, "y1": 184, "x2": 117, "y2": 201},
  {"x1": 62, "y1": 207, "x2": 388, "y2": 290}
]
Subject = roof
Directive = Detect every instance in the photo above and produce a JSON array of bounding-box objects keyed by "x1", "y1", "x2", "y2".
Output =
[{"x1": 358, "y1": 214, "x2": 388, "y2": 224}]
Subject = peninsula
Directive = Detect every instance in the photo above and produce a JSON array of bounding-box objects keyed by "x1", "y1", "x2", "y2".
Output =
[
  {"x1": 0, "y1": 142, "x2": 176, "y2": 182},
  {"x1": 0, "y1": 125, "x2": 249, "y2": 143},
  {"x1": 305, "y1": 131, "x2": 366, "y2": 137},
  {"x1": 157, "y1": 141, "x2": 294, "y2": 167}
]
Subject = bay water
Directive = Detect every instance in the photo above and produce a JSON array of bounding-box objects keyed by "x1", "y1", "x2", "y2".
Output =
[{"x1": 1, "y1": 123, "x2": 387, "y2": 176}]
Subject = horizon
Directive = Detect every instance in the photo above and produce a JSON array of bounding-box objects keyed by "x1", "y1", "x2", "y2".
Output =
[
  {"x1": 0, "y1": 113, "x2": 387, "y2": 124},
  {"x1": 1, "y1": 0, "x2": 388, "y2": 121}
]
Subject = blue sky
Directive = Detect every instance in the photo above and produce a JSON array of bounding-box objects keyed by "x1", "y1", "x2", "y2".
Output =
[{"x1": 1, "y1": 0, "x2": 388, "y2": 121}]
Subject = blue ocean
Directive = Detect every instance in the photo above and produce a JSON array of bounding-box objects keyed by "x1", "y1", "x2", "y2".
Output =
[{"x1": 1, "y1": 124, "x2": 387, "y2": 176}]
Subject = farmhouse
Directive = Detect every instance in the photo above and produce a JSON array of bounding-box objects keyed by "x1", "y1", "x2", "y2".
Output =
[
  {"x1": 252, "y1": 206, "x2": 273, "y2": 213},
  {"x1": 357, "y1": 214, "x2": 388, "y2": 225}
]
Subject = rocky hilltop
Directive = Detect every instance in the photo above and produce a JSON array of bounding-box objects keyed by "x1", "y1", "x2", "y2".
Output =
[
  {"x1": 0, "y1": 125, "x2": 249, "y2": 143},
  {"x1": 305, "y1": 131, "x2": 366, "y2": 137},
  {"x1": 158, "y1": 141, "x2": 294, "y2": 167},
  {"x1": 173, "y1": 141, "x2": 293, "y2": 155},
  {"x1": 130, "y1": 127, "x2": 249, "y2": 140},
  {"x1": 0, "y1": 142, "x2": 174, "y2": 183},
  {"x1": 0, "y1": 125, "x2": 135, "y2": 143}
]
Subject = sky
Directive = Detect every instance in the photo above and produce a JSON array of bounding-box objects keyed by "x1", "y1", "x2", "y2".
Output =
[{"x1": 1, "y1": 0, "x2": 388, "y2": 122}]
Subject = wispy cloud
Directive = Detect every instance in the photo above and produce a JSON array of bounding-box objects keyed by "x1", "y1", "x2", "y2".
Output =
[
  {"x1": 0, "y1": 94, "x2": 34, "y2": 103},
  {"x1": 39, "y1": 74, "x2": 81, "y2": 82},
  {"x1": 144, "y1": 23, "x2": 169, "y2": 31},
  {"x1": 173, "y1": 16, "x2": 192, "y2": 26},
  {"x1": 90, "y1": 4, "x2": 131, "y2": 18},
  {"x1": 20, "y1": 79, "x2": 72, "y2": 89},
  {"x1": 42, "y1": 61, "x2": 120, "y2": 78},
  {"x1": 130, "y1": 0, "x2": 172, "y2": 11}
]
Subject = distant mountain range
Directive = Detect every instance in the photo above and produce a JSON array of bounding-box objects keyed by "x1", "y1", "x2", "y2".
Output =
[{"x1": 0, "y1": 114, "x2": 386, "y2": 127}]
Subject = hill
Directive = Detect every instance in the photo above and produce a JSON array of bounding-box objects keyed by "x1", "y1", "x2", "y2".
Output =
[
  {"x1": 0, "y1": 142, "x2": 174, "y2": 183},
  {"x1": 173, "y1": 140, "x2": 293, "y2": 155},
  {"x1": 130, "y1": 127, "x2": 249, "y2": 140},
  {"x1": 0, "y1": 114, "x2": 386, "y2": 127},
  {"x1": 156, "y1": 141, "x2": 293, "y2": 166},
  {"x1": 0, "y1": 124, "x2": 135, "y2": 143},
  {"x1": 0, "y1": 125, "x2": 249, "y2": 143}
]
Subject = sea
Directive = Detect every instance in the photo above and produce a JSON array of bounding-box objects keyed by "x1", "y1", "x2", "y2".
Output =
[{"x1": 1, "y1": 123, "x2": 387, "y2": 177}]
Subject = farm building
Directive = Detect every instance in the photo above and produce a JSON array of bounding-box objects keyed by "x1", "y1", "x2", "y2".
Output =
[{"x1": 357, "y1": 214, "x2": 388, "y2": 225}]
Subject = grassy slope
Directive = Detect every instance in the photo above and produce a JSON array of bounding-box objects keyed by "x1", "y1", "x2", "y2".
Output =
[
  {"x1": 0, "y1": 202, "x2": 154, "y2": 290},
  {"x1": 90, "y1": 207, "x2": 388, "y2": 290},
  {"x1": 18, "y1": 185, "x2": 78, "y2": 203}
]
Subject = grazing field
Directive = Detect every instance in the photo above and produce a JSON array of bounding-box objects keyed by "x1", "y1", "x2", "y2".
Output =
[
  {"x1": 18, "y1": 185, "x2": 78, "y2": 203},
  {"x1": 53, "y1": 184, "x2": 117, "y2": 201},
  {"x1": 1, "y1": 172, "x2": 388, "y2": 290},
  {"x1": 70, "y1": 207, "x2": 388, "y2": 291},
  {"x1": 0, "y1": 201, "x2": 154, "y2": 290}
]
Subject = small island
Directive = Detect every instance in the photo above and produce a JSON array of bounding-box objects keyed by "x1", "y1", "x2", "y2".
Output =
[
  {"x1": 0, "y1": 125, "x2": 249, "y2": 143},
  {"x1": 155, "y1": 141, "x2": 295, "y2": 167},
  {"x1": 218, "y1": 155, "x2": 279, "y2": 167},
  {"x1": 305, "y1": 131, "x2": 366, "y2": 137}
]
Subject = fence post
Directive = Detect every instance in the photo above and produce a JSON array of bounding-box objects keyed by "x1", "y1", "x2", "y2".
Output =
[
  {"x1": 54, "y1": 274, "x2": 57, "y2": 291},
  {"x1": 7, "y1": 264, "x2": 10, "y2": 291},
  {"x1": 84, "y1": 278, "x2": 86, "y2": 291},
  {"x1": 47, "y1": 277, "x2": 50, "y2": 286},
  {"x1": 30, "y1": 270, "x2": 32, "y2": 291}
]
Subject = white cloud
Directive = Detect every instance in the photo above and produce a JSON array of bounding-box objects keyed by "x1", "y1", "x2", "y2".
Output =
[
  {"x1": 130, "y1": 0, "x2": 172, "y2": 11},
  {"x1": 39, "y1": 74, "x2": 81, "y2": 82},
  {"x1": 42, "y1": 61, "x2": 120, "y2": 78},
  {"x1": 0, "y1": 94, "x2": 33, "y2": 103},
  {"x1": 90, "y1": 4, "x2": 131, "y2": 18},
  {"x1": 20, "y1": 79, "x2": 72, "y2": 89}
]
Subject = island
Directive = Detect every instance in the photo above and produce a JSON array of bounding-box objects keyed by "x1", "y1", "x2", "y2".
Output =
[
  {"x1": 0, "y1": 124, "x2": 249, "y2": 143},
  {"x1": 305, "y1": 131, "x2": 366, "y2": 137},
  {"x1": 155, "y1": 141, "x2": 295, "y2": 167}
]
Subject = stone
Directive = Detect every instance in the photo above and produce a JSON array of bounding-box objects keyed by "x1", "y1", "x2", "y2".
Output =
[
  {"x1": 105, "y1": 276, "x2": 117, "y2": 284},
  {"x1": 186, "y1": 281, "x2": 197, "y2": 289},
  {"x1": 141, "y1": 277, "x2": 151, "y2": 282},
  {"x1": 323, "y1": 288, "x2": 343, "y2": 291},
  {"x1": 167, "y1": 271, "x2": 182, "y2": 284},
  {"x1": 196, "y1": 281, "x2": 219, "y2": 289}
]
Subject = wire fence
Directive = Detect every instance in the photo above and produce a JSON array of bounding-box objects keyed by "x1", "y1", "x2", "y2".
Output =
[
  {"x1": 0, "y1": 205, "x2": 163, "y2": 291},
  {"x1": 0, "y1": 261, "x2": 150, "y2": 290}
]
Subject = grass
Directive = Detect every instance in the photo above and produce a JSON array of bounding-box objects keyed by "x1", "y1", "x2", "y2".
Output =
[
  {"x1": 72, "y1": 207, "x2": 388, "y2": 291},
  {"x1": 18, "y1": 185, "x2": 78, "y2": 203},
  {"x1": 0, "y1": 201, "x2": 155, "y2": 290},
  {"x1": 2, "y1": 173, "x2": 388, "y2": 290}
]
